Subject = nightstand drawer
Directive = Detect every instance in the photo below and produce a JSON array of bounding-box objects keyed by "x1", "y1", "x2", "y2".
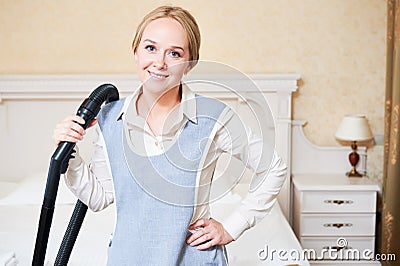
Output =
[
  {"x1": 300, "y1": 214, "x2": 376, "y2": 236},
  {"x1": 301, "y1": 236, "x2": 375, "y2": 260},
  {"x1": 301, "y1": 191, "x2": 376, "y2": 213}
]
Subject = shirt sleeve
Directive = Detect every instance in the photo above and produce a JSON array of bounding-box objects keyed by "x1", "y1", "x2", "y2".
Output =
[
  {"x1": 64, "y1": 124, "x2": 115, "y2": 212},
  {"x1": 214, "y1": 109, "x2": 287, "y2": 240}
]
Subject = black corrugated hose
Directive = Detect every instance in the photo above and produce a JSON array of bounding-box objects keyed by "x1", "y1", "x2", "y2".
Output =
[
  {"x1": 32, "y1": 84, "x2": 119, "y2": 266},
  {"x1": 54, "y1": 200, "x2": 88, "y2": 265}
]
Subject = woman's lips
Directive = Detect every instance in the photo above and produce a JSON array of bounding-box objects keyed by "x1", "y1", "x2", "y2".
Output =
[{"x1": 148, "y1": 70, "x2": 169, "y2": 80}]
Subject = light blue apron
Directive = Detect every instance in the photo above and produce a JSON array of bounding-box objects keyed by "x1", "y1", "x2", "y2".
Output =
[{"x1": 97, "y1": 95, "x2": 229, "y2": 266}]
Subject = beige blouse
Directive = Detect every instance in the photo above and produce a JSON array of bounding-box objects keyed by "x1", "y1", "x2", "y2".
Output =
[{"x1": 64, "y1": 84, "x2": 287, "y2": 240}]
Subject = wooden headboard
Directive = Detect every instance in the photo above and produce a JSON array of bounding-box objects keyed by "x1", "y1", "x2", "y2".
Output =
[{"x1": 0, "y1": 74, "x2": 300, "y2": 219}]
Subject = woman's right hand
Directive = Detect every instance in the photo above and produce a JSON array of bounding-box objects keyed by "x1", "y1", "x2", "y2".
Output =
[{"x1": 52, "y1": 115, "x2": 97, "y2": 146}]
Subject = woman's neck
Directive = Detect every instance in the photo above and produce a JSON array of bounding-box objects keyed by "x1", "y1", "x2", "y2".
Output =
[{"x1": 137, "y1": 84, "x2": 182, "y2": 119}]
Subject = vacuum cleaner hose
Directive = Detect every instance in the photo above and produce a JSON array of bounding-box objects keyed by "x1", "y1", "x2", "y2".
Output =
[
  {"x1": 77, "y1": 83, "x2": 120, "y2": 127},
  {"x1": 32, "y1": 84, "x2": 119, "y2": 266}
]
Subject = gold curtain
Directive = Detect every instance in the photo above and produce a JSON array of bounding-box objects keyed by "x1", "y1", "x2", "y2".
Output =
[{"x1": 381, "y1": 0, "x2": 400, "y2": 264}]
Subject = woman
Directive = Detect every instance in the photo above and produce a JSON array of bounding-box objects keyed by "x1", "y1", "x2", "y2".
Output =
[{"x1": 53, "y1": 5, "x2": 287, "y2": 265}]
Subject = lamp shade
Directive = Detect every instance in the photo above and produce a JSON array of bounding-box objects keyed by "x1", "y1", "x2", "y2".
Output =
[{"x1": 335, "y1": 114, "x2": 374, "y2": 142}]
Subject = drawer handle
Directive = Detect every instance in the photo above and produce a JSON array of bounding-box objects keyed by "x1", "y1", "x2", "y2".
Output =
[
  {"x1": 322, "y1": 245, "x2": 352, "y2": 251},
  {"x1": 323, "y1": 223, "x2": 353, "y2": 228},
  {"x1": 324, "y1": 199, "x2": 353, "y2": 205}
]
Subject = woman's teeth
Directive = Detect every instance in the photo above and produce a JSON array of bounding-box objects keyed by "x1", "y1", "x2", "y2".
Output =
[{"x1": 149, "y1": 71, "x2": 168, "y2": 79}]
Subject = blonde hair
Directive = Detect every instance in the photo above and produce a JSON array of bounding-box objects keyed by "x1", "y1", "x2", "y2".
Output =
[{"x1": 132, "y1": 6, "x2": 201, "y2": 69}]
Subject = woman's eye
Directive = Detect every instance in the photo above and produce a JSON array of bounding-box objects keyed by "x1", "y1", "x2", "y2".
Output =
[
  {"x1": 170, "y1": 51, "x2": 181, "y2": 58},
  {"x1": 145, "y1": 45, "x2": 155, "y2": 52}
]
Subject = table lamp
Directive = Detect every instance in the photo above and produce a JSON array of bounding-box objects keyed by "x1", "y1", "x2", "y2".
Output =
[{"x1": 335, "y1": 114, "x2": 374, "y2": 177}]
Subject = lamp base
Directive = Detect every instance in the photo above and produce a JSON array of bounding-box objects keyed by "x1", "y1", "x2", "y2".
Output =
[
  {"x1": 347, "y1": 167, "x2": 363, "y2": 177},
  {"x1": 347, "y1": 142, "x2": 363, "y2": 178}
]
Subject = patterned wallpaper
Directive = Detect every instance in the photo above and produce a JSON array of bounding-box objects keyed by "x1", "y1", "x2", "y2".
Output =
[{"x1": 0, "y1": 0, "x2": 386, "y2": 182}]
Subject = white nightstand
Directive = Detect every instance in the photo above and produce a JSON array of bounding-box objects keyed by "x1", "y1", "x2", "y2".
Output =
[{"x1": 292, "y1": 174, "x2": 380, "y2": 265}]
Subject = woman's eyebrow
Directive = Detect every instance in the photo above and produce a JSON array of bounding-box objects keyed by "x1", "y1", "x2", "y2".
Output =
[
  {"x1": 143, "y1": 39, "x2": 184, "y2": 51},
  {"x1": 143, "y1": 39, "x2": 156, "y2": 44},
  {"x1": 171, "y1": 45, "x2": 184, "y2": 51}
]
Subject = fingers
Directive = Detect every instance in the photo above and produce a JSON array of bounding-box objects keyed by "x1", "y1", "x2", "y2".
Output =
[
  {"x1": 186, "y1": 218, "x2": 232, "y2": 250},
  {"x1": 52, "y1": 115, "x2": 86, "y2": 145},
  {"x1": 188, "y1": 218, "x2": 208, "y2": 231},
  {"x1": 88, "y1": 118, "x2": 98, "y2": 128},
  {"x1": 196, "y1": 238, "x2": 217, "y2": 250},
  {"x1": 187, "y1": 229, "x2": 217, "y2": 250}
]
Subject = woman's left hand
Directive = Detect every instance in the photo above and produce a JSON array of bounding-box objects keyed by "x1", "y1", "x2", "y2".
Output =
[{"x1": 186, "y1": 218, "x2": 234, "y2": 250}]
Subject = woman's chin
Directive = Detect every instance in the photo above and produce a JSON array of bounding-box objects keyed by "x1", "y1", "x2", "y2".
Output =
[{"x1": 143, "y1": 76, "x2": 181, "y2": 94}]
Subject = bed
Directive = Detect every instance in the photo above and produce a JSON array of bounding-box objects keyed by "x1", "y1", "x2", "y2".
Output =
[
  {"x1": 0, "y1": 73, "x2": 307, "y2": 265},
  {"x1": 0, "y1": 172, "x2": 308, "y2": 266}
]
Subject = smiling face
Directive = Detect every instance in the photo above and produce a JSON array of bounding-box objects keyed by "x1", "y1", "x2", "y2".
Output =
[{"x1": 135, "y1": 17, "x2": 191, "y2": 95}]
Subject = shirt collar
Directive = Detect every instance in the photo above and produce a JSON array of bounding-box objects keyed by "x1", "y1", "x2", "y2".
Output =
[
  {"x1": 181, "y1": 83, "x2": 197, "y2": 124},
  {"x1": 116, "y1": 83, "x2": 197, "y2": 124},
  {"x1": 116, "y1": 85, "x2": 142, "y2": 121}
]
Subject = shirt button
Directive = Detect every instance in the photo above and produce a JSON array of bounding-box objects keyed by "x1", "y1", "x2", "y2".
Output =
[{"x1": 155, "y1": 141, "x2": 158, "y2": 146}]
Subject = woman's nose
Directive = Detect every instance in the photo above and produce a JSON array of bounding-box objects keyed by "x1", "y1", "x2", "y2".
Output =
[{"x1": 153, "y1": 53, "x2": 167, "y2": 69}]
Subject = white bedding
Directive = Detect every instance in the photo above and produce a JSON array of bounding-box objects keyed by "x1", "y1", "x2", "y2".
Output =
[
  {"x1": 0, "y1": 174, "x2": 308, "y2": 266},
  {"x1": 210, "y1": 186, "x2": 309, "y2": 266},
  {"x1": 0, "y1": 250, "x2": 17, "y2": 266},
  {"x1": 0, "y1": 173, "x2": 114, "y2": 265}
]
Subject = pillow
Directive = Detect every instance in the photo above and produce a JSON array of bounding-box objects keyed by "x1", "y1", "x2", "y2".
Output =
[{"x1": 0, "y1": 172, "x2": 76, "y2": 205}]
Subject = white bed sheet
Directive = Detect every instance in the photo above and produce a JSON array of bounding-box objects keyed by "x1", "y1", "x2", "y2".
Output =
[
  {"x1": 0, "y1": 204, "x2": 114, "y2": 265},
  {"x1": 0, "y1": 175, "x2": 308, "y2": 266},
  {"x1": 210, "y1": 187, "x2": 309, "y2": 266},
  {"x1": 0, "y1": 173, "x2": 114, "y2": 265}
]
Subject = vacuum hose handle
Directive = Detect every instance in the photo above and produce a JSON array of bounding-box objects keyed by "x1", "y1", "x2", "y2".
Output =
[{"x1": 32, "y1": 84, "x2": 119, "y2": 266}]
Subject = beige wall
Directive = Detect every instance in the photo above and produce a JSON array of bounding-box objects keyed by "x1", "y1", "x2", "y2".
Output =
[{"x1": 0, "y1": 0, "x2": 386, "y2": 181}]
